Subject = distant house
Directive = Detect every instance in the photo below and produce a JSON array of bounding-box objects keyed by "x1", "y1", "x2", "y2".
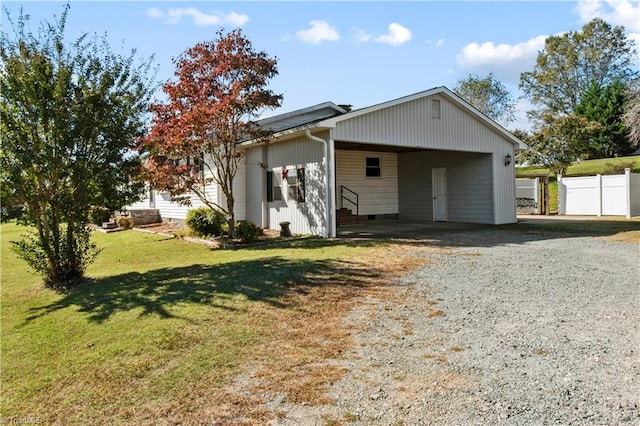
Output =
[{"x1": 129, "y1": 86, "x2": 526, "y2": 237}]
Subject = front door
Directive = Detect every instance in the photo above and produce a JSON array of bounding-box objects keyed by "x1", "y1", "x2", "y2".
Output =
[{"x1": 432, "y1": 168, "x2": 447, "y2": 222}]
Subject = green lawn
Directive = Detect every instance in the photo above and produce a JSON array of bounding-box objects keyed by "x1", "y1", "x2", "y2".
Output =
[
  {"x1": 517, "y1": 155, "x2": 640, "y2": 177},
  {"x1": 1, "y1": 223, "x2": 412, "y2": 424}
]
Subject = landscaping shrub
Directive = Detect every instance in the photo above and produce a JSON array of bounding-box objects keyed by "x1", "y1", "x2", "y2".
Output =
[
  {"x1": 116, "y1": 216, "x2": 134, "y2": 229},
  {"x1": 89, "y1": 206, "x2": 112, "y2": 226},
  {"x1": 235, "y1": 220, "x2": 260, "y2": 243},
  {"x1": 185, "y1": 207, "x2": 225, "y2": 237},
  {"x1": 601, "y1": 161, "x2": 636, "y2": 175},
  {"x1": 12, "y1": 224, "x2": 98, "y2": 289}
]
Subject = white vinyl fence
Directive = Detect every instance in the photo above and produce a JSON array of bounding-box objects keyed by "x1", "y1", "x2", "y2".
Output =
[{"x1": 558, "y1": 168, "x2": 640, "y2": 218}]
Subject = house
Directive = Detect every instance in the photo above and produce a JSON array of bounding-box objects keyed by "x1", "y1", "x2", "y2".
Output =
[{"x1": 129, "y1": 86, "x2": 526, "y2": 237}]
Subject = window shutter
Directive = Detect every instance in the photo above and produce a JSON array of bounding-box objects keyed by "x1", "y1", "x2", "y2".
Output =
[
  {"x1": 266, "y1": 171, "x2": 274, "y2": 202},
  {"x1": 297, "y1": 167, "x2": 305, "y2": 202}
]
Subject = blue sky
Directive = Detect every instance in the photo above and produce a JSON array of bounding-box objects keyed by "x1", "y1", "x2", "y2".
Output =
[{"x1": 2, "y1": 1, "x2": 639, "y2": 130}]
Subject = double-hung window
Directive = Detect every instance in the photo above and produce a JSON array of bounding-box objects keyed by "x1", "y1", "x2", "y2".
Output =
[
  {"x1": 365, "y1": 157, "x2": 381, "y2": 178},
  {"x1": 267, "y1": 167, "x2": 305, "y2": 202}
]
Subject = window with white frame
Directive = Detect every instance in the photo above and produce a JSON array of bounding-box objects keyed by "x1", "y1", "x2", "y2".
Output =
[
  {"x1": 267, "y1": 167, "x2": 305, "y2": 202},
  {"x1": 287, "y1": 167, "x2": 305, "y2": 202},
  {"x1": 266, "y1": 170, "x2": 283, "y2": 202},
  {"x1": 365, "y1": 157, "x2": 381, "y2": 178}
]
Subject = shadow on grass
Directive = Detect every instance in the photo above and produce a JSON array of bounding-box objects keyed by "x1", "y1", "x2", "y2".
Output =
[{"x1": 25, "y1": 256, "x2": 380, "y2": 324}]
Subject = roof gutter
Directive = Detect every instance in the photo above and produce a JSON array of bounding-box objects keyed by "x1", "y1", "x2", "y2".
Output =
[{"x1": 305, "y1": 129, "x2": 331, "y2": 238}]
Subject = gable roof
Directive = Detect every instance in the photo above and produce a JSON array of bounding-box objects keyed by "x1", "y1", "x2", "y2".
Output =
[
  {"x1": 256, "y1": 101, "x2": 346, "y2": 134},
  {"x1": 318, "y1": 86, "x2": 526, "y2": 149}
]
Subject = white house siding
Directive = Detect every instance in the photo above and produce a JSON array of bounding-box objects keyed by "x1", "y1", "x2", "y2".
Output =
[
  {"x1": 153, "y1": 187, "x2": 219, "y2": 221},
  {"x1": 126, "y1": 178, "x2": 223, "y2": 222},
  {"x1": 127, "y1": 189, "x2": 155, "y2": 210},
  {"x1": 245, "y1": 146, "x2": 266, "y2": 227},
  {"x1": 218, "y1": 159, "x2": 247, "y2": 221},
  {"x1": 335, "y1": 150, "x2": 398, "y2": 216},
  {"x1": 245, "y1": 133, "x2": 327, "y2": 236},
  {"x1": 331, "y1": 94, "x2": 516, "y2": 224},
  {"x1": 331, "y1": 95, "x2": 509, "y2": 153},
  {"x1": 398, "y1": 151, "x2": 494, "y2": 224}
]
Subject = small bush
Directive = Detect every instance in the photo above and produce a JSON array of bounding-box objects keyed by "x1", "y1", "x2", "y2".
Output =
[
  {"x1": 116, "y1": 216, "x2": 134, "y2": 229},
  {"x1": 235, "y1": 220, "x2": 260, "y2": 243},
  {"x1": 602, "y1": 161, "x2": 635, "y2": 175},
  {"x1": 12, "y1": 225, "x2": 98, "y2": 290},
  {"x1": 185, "y1": 207, "x2": 226, "y2": 237},
  {"x1": 89, "y1": 206, "x2": 112, "y2": 226}
]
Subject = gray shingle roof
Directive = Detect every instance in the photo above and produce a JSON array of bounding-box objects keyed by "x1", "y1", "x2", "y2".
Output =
[{"x1": 257, "y1": 102, "x2": 346, "y2": 133}]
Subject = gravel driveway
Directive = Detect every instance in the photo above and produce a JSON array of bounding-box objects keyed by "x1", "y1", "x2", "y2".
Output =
[{"x1": 269, "y1": 228, "x2": 639, "y2": 425}]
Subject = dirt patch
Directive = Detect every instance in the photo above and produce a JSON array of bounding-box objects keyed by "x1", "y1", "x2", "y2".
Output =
[{"x1": 202, "y1": 243, "x2": 438, "y2": 424}]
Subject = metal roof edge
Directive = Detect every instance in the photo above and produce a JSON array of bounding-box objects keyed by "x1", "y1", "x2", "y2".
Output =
[{"x1": 257, "y1": 101, "x2": 347, "y2": 126}]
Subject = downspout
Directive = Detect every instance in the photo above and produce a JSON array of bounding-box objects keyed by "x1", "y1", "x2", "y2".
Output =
[{"x1": 305, "y1": 129, "x2": 331, "y2": 238}]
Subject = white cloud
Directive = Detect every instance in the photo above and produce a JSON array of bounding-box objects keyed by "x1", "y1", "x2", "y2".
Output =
[
  {"x1": 575, "y1": 0, "x2": 640, "y2": 31},
  {"x1": 147, "y1": 7, "x2": 249, "y2": 27},
  {"x1": 456, "y1": 35, "x2": 548, "y2": 83},
  {"x1": 427, "y1": 38, "x2": 446, "y2": 48},
  {"x1": 352, "y1": 23, "x2": 412, "y2": 47},
  {"x1": 296, "y1": 20, "x2": 340, "y2": 44},
  {"x1": 374, "y1": 23, "x2": 412, "y2": 46},
  {"x1": 353, "y1": 29, "x2": 373, "y2": 44}
]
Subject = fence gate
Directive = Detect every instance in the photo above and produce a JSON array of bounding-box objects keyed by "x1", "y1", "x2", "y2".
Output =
[{"x1": 516, "y1": 174, "x2": 550, "y2": 215}]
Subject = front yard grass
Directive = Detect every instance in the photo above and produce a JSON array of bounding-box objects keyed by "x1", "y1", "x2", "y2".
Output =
[{"x1": 1, "y1": 223, "x2": 427, "y2": 424}]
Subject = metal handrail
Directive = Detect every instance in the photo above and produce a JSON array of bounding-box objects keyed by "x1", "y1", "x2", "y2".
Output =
[{"x1": 340, "y1": 185, "x2": 359, "y2": 217}]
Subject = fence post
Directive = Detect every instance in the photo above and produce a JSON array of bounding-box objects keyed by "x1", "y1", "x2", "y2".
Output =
[
  {"x1": 597, "y1": 174, "x2": 602, "y2": 217},
  {"x1": 625, "y1": 168, "x2": 631, "y2": 220},
  {"x1": 557, "y1": 174, "x2": 564, "y2": 215}
]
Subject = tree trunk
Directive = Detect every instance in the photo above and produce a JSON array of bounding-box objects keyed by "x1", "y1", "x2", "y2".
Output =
[{"x1": 226, "y1": 192, "x2": 235, "y2": 239}]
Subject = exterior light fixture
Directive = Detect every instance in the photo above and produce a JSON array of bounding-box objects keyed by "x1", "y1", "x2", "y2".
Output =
[{"x1": 504, "y1": 153, "x2": 512, "y2": 166}]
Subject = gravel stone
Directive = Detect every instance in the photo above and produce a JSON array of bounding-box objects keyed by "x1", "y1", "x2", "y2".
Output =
[{"x1": 267, "y1": 229, "x2": 640, "y2": 425}]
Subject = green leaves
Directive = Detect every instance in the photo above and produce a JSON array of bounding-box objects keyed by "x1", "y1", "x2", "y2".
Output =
[
  {"x1": 519, "y1": 17, "x2": 638, "y2": 174},
  {"x1": 453, "y1": 73, "x2": 515, "y2": 127},
  {"x1": 142, "y1": 28, "x2": 283, "y2": 238},
  {"x1": 520, "y1": 18, "x2": 638, "y2": 117},
  {"x1": 1, "y1": 6, "x2": 155, "y2": 289},
  {"x1": 575, "y1": 79, "x2": 631, "y2": 158}
]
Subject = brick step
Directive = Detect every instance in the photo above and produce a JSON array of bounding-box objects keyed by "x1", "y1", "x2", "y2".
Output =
[
  {"x1": 336, "y1": 208, "x2": 359, "y2": 226},
  {"x1": 102, "y1": 221, "x2": 118, "y2": 229}
]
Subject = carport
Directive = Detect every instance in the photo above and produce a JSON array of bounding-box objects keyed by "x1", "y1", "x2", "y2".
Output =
[{"x1": 324, "y1": 87, "x2": 523, "y2": 228}]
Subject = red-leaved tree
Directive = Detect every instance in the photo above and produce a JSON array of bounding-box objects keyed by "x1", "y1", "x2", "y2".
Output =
[{"x1": 142, "y1": 29, "x2": 282, "y2": 237}]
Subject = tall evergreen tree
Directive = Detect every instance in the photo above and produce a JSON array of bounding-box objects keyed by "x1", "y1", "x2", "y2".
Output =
[{"x1": 575, "y1": 80, "x2": 632, "y2": 158}]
